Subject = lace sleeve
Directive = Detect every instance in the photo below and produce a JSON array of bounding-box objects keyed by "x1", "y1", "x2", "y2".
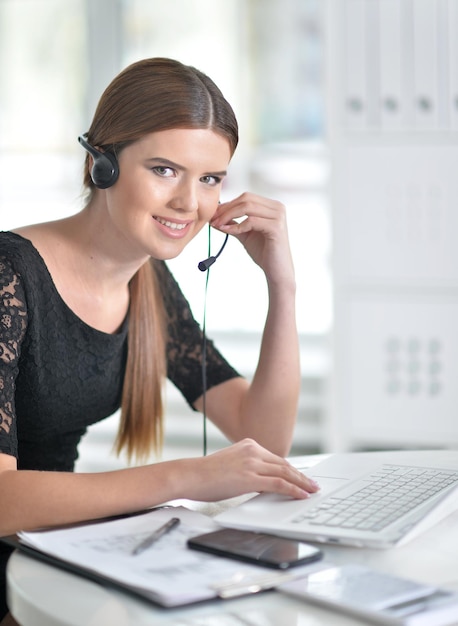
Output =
[
  {"x1": 155, "y1": 261, "x2": 241, "y2": 408},
  {"x1": 0, "y1": 256, "x2": 27, "y2": 457}
]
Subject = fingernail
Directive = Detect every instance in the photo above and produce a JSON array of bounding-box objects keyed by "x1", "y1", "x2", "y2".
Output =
[{"x1": 310, "y1": 479, "x2": 320, "y2": 489}]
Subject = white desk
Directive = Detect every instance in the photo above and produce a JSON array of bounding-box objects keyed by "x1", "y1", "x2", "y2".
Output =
[{"x1": 7, "y1": 454, "x2": 458, "y2": 626}]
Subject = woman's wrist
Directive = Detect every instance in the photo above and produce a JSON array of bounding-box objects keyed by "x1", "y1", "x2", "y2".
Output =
[{"x1": 266, "y1": 275, "x2": 297, "y2": 308}]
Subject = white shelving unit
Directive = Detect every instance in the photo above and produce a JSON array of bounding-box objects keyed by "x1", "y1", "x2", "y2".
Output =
[{"x1": 325, "y1": 0, "x2": 458, "y2": 451}]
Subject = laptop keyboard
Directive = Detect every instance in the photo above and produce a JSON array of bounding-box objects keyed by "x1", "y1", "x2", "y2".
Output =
[{"x1": 291, "y1": 464, "x2": 458, "y2": 532}]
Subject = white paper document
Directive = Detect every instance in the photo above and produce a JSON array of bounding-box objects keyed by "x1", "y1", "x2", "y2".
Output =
[{"x1": 17, "y1": 506, "x2": 312, "y2": 607}]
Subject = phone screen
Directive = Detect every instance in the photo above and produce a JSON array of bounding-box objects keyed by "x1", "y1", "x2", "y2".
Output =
[{"x1": 187, "y1": 528, "x2": 323, "y2": 569}]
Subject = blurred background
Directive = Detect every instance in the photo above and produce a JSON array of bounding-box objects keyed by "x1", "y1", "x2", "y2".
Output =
[{"x1": 1, "y1": 0, "x2": 457, "y2": 470}]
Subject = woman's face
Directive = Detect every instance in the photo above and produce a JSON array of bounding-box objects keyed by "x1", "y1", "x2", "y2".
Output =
[{"x1": 103, "y1": 128, "x2": 232, "y2": 261}]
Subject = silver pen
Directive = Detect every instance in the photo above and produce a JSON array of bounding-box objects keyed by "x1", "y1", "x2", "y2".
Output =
[{"x1": 132, "y1": 517, "x2": 181, "y2": 556}]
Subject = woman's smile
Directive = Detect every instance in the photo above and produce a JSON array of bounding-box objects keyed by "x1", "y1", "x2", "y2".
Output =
[{"x1": 152, "y1": 215, "x2": 192, "y2": 238}]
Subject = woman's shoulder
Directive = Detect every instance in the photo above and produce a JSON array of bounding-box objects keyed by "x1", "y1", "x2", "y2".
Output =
[
  {"x1": 0, "y1": 230, "x2": 51, "y2": 288},
  {"x1": 1, "y1": 227, "x2": 43, "y2": 254},
  {"x1": 0, "y1": 230, "x2": 37, "y2": 262}
]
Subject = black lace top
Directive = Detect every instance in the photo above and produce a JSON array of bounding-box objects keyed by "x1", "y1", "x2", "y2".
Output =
[{"x1": 0, "y1": 231, "x2": 240, "y2": 472}]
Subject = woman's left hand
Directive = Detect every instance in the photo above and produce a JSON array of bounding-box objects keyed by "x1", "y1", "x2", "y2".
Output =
[{"x1": 210, "y1": 192, "x2": 294, "y2": 284}]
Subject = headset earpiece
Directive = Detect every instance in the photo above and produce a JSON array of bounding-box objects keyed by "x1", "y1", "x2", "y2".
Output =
[{"x1": 78, "y1": 134, "x2": 119, "y2": 189}]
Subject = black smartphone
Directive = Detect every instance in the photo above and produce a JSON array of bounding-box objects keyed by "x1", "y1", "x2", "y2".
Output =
[{"x1": 187, "y1": 528, "x2": 323, "y2": 570}]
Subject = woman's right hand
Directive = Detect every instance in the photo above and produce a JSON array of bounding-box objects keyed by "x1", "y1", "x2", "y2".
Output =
[{"x1": 174, "y1": 438, "x2": 320, "y2": 503}]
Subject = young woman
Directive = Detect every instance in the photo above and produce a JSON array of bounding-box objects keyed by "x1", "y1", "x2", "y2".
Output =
[{"x1": 0, "y1": 57, "x2": 318, "y2": 620}]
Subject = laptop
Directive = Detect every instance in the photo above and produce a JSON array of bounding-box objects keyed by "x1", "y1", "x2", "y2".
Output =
[{"x1": 215, "y1": 450, "x2": 458, "y2": 549}]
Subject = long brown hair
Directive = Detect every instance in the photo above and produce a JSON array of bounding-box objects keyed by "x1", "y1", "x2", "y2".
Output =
[{"x1": 82, "y1": 58, "x2": 238, "y2": 462}]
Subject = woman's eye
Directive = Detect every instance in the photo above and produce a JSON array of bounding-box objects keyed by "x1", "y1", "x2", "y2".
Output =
[
  {"x1": 153, "y1": 166, "x2": 174, "y2": 177},
  {"x1": 201, "y1": 175, "x2": 221, "y2": 186}
]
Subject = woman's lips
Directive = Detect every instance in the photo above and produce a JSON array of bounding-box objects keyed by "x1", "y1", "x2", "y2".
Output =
[{"x1": 153, "y1": 215, "x2": 191, "y2": 238}]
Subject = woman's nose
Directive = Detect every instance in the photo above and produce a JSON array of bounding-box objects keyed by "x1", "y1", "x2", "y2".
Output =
[{"x1": 170, "y1": 180, "x2": 199, "y2": 212}]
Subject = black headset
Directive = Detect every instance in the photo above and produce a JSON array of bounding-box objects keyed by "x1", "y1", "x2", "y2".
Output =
[{"x1": 78, "y1": 134, "x2": 119, "y2": 189}]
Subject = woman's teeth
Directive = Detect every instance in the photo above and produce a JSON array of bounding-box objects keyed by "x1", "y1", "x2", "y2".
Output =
[{"x1": 154, "y1": 217, "x2": 187, "y2": 230}]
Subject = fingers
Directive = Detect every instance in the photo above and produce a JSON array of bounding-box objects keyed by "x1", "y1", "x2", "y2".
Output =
[
  {"x1": 211, "y1": 193, "x2": 286, "y2": 233},
  {"x1": 256, "y1": 459, "x2": 320, "y2": 499},
  {"x1": 233, "y1": 438, "x2": 320, "y2": 499},
  {"x1": 209, "y1": 193, "x2": 293, "y2": 280}
]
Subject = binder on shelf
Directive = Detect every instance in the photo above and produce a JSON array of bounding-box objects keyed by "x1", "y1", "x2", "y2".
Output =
[
  {"x1": 412, "y1": 0, "x2": 438, "y2": 128},
  {"x1": 343, "y1": 0, "x2": 367, "y2": 129},
  {"x1": 449, "y1": 0, "x2": 458, "y2": 129},
  {"x1": 379, "y1": 0, "x2": 403, "y2": 129}
]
